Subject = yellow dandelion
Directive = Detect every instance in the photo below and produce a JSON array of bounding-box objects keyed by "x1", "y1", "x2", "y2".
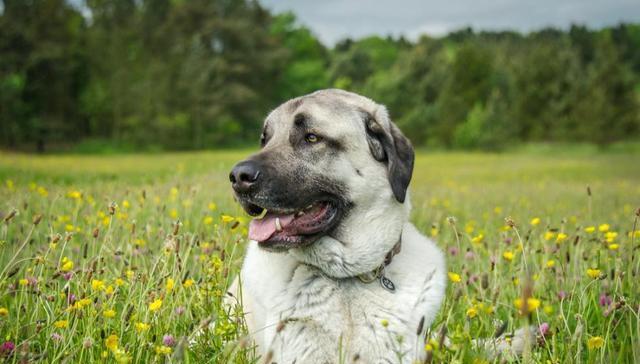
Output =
[
  {"x1": 135, "y1": 322, "x2": 151, "y2": 332},
  {"x1": 91, "y1": 279, "x2": 105, "y2": 291},
  {"x1": 115, "y1": 278, "x2": 125, "y2": 287},
  {"x1": 60, "y1": 257, "x2": 74, "y2": 272},
  {"x1": 203, "y1": 216, "x2": 214, "y2": 225},
  {"x1": 183, "y1": 279, "x2": 195, "y2": 288},
  {"x1": 587, "y1": 268, "x2": 601, "y2": 279},
  {"x1": 448, "y1": 272, "x2": 462, "y2": 283},
  {"x1": 544, "y1": 231, "x2": 556, "y2": 241},
  {"x1": 530, "y1": 217, "x2": 541, "y2": 226},
  {"x1": 37, "y1": 186, "x2": 48, "y2": 197},
  {"x1": 430, "y1": 226, "x2": 438, "y2": 237},
  {"x1": 585, "y1": 226, "x2": 596, "y2": 233},
  {"x1": 0, "y1": 307, "x2": 8, "y2": 317},
  {"x1": 103, "y1": 309, "x2": 116, "y2": 318},
  {"x1": 555, "y1": 233, "x2": 568, "y2": 243},
  {"x1": 125, "y1": 270, "x2": 135, "y2": 279},
  {"x1": 155, "y1": 345, "x2": 172, "y2": 355},
  {"x1": 587, "y1": 336, "x2": 605, "y2": 350},
  {"x1": 503, "y1": 251, "x2": 515, "y2": 261},
  {"x1": 471, "y1": 234, "x2": 484, "y2": 244},
  {"x1": 67, "y1": 190, "x2": 82, "y2": 200},
  {"x1": 105, "y1": 334, "x2": 118, "y2": 351},
  {"x1": 166, "y1": 278, "x2": 175, "y2": 292},
  {"x1": 604, "y1": 231, "x2": 618, "y2": 243},
  {"x1": 514, "y1": 297, "x2": 541, "y2": 313},
  {"x1": 221, "y1": 215, "x2": 235, "y2": 223},
  {"x1": 598, "y1": 224, "x2": 610, "y2": 232},
  {"x1": 122, "y1": 200, "x2": 130, "y2": 209},
  {"x1": 149, "y1": 299, "x2": 162, "y2": 312},
  {"x1": 380, "y1": 319, "x2": 389, "y2": 327},
  {"x1": 608, "y1": 243, "x2": 619, "y2": 251},
  {"x1": 169, "y1": 209, "x2": 178, "y2": 219},
  {"x1": 466, "y1": 306, "x2": 478, "y2": 318},
  {"x1": 543, "y1": 305, "x2": 554, "y2": 314},
  {"x1": 546, "y1": 260, "x2": 555, "y2": 268},
  {"x1": 208, "y1": 202, "x2": 217, "y2": 211},
  {"x1": 54, "y1": 320, "x2": 69, "y2": 329},
  {"x1": 19, "y1": 278, "x2": 29, "y2": 286}
]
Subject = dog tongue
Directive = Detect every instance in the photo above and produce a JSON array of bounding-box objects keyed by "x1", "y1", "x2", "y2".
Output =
[{"x1": 248, "y1": 213, "x2": 295, "y2": 242}]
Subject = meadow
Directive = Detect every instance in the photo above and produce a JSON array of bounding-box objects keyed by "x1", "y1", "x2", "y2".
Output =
[{"x1": 0, "y1": 149, "x2": 639, "y2": 363}]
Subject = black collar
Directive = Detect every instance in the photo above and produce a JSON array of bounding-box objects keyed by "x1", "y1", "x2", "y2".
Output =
[{"x1": 356, "y1": 236, "x2": 402, "y2": 285}]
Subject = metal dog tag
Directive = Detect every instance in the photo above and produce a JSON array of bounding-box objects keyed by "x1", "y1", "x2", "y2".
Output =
[{"x1": 380, "y1": 275, "x2": 396, "y2": 292}]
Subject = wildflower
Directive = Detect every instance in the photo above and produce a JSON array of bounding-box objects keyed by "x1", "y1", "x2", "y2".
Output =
[
  {"x1": 539, "y1": 322, "x2": 550, "y2": 337},
  {"x1": 464, "y1": 250, "x2": 475, "y2": 260},
  {"x1": 125, "y1": 270, "x2": 135, "y2": 279},
  {"x1": 169, "y1": 209, "x2": 178, "y2": 219},
  {"x1": 380, "y1": 319, "x2": 389, "y2": 327},
  {"x1": 555, "y1": 233, "x2": 568, "y2": 243},
  {"x1": 544, "y1": 231, "x2": 555, "y2": 241},
  {"x1": 0, "y1": 308, "x2": 7, "y2": 317},
  {"x1": 155, "y1": 345, "x2": 172, "y2": 355},
  {"x1": 103, "y1": 309, "x2": 116, "y2": 318},
  {"x1": 208, "y1": 202, "x2": 217, "y2": 211},
  {"x1": 19, "y1": 279, "x2": 29, "y2": 286},
  {"x1": 598, "y1": 224, "x2": 610, "y2": 232},
  {"x1": 604, "y1": 232, "x2": 618, "y2": 243},
  {"x1": 466, "y1": 306, "x2": 478, "y2": 318},
  {"x1": 135, "y1": 322, "x2": 151, "y2": 333},
  {"x1": 105, "y1": 334, "x2": 118, "y2": 351},
  {"x1": 51, "y1": 333, "x2": 63, "y2": 342},
  {"x1": 587, "y1": 336, "x2": 605, "y2": 350},
  {"x1": 0, "y1": 341, "x2": 15, "y2": 356},
  {"x1": 599, "y1": 294, "x2": 612, "y2": 307},
  {"x1": 122, "y1": 200, "x2": 130, "y2": 209},
  {"x1": 166, "y1": 278, "x2": 175, "y2": 292},
  {"x1": 430, "y1": 226, "x2": 438, "y2": 237},
  {"x1": 530, "y1": 217, "x2": 541, "y2": 226},
  {"x1": 608, "y1": 244, "x2": 619, "y2": 251},
  {"x1": 162, "y1": 334, "x2": 176, "y2": 347},
  {"x1": 183, "y1": 279, "x2": 195, "y2": 288},
  {"x1": 585, "y1": 226, "x2": 596, "y2": 233},
  {"x1": 175, "y1": 306, "x2": 186, "y2": 315},
  {"x1": 448, "y1": 247, "x2": 459, "y2": 256},
  {"x1": 60, "y1": 257, "x2": 74, "y2": 272},
  {"x1": 221, "y1": 215, "x2": 234, "y2": 223},
  {"x1": 54, "y1": 320, "x2": 69, "y2": 329},
  {"x1": 587, "y1": 268, "x2": 601, "y2": 279},
  {"x1": 115, "y1": 278, "x2": 125, "y2": 287},
  {"x1": 203, "y1": 216, "x2": 214, "y2": 225},
  {"x1": 83, "y1": 338, "x2": 94, "y2": 348},
  {"x1": 546, "y1": 260, "x2": 555, "y2": 268},
  {"x1": 91, "y1": 279, "x2": 105, "y2": 291},
  {"x1": 471, "y1": 234, "x2": 484, "y2": 244},
  {"x1": 543, "y1": 305, "x2": 554, "y2": 314},
  {"x1": 67, "y1": 190, "x2": 82, "y2": 200},
  {"x1": 514, "y1": 297, "x2": 541, "y2": 313},
  {"x1": 448, "y1": 272, "x2": 462, "y2": 283},
  {"x1": 558, "y1": 291, "x2": 567, "y2": 300},
  {"x1": 149, "y1": 299, "x2": 162, "y2": 312},
  {"x1": 503, "y1": 251, "x2": 515, "y2": 261},
  {"x1": 104, "y1": 285, "x2": 114, "y2": 295}
]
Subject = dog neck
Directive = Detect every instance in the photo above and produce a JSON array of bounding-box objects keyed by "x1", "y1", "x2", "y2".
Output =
[{"x1": 355, "y1": 236, "x2": 401, "y2": 284}]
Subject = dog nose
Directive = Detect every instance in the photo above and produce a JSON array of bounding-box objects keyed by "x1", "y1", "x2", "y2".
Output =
[{"x1": 229, "y1": 160, "x2": 261, "y2": 193}]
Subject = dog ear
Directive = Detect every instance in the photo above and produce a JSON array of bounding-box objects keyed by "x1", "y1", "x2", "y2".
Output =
[{"x1": 364, "y1": 112, "x2": 415, "y2": 203}]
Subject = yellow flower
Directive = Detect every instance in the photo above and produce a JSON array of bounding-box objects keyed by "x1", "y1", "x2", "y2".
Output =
[
  {"x1": 543, "y1": 305, "x2": 554, "y2": 314},
  {"x1": 126, "y1": 270, "x2": 135, "y2": 279},
  {"x1": 471, "y1": 234, "x2": 484, "y2": 244},
  {"x1": 155, "y1": 345, "x2": 172, "y2": 355},
  {"x1": 203, "y1": 216, "x2": 214, "y2": 225},
  {"x1": 598, "y1": 224, "x2": 610, "y2": 232},
  {"x1": 546, "y1": 260, "x2": 555, "y2": 268},
  {"x1": 135, "y1": 322, "x2": 151, "y2": 332},
  {"x1": 380, "y1": 319, "x2": 389, "y2": 327},
  {"x1": 585, "y1": 226, "x2": 596, "y2": 233},
  {"x1": 544, "y1": 231, "x2": 556, "y2": 241},
  {"x1": 149, "y1": 299, "x2": 162, "y2": 312},
  {"x1": 587, "y1": 268, "x2": 601, "y2": 279},
  {"x1": 608, "y1": 243, "x2": 619, "y2": 251},
  {"x1": 208, "y1": 202, "x2": 217, "y2": 211},
  {"x1": 514, "y1": 297, "x2": 541, "y2": 313},
  {"x1": 587, "y1": 336, "x2": 605, "y2": 350},
  {"x1": 91, "y1": 279, "x2": 105, "y2": 291},
  {"x1": 169, "y1": 209, "x2": 178, "y2": 219},
  {"x1": 37, "y1": 186, "x2": 48, "y2": 197},
  {"x1": 0, "y1": 307, "x2": 8, "y2": 317},
  {"x1": 115, "y1": 278, "x2": 125, "y2": 287},
  {"x1": 67, "y1": 190, "x2": 82, "y2": 200},
  {"x1": 122, "y1": 200, "x2": 130, "y2": 209},
  {"x1": 166, "y1": 278, "x2": 175, "y2": 292},
  {"x1": 19, "y1": 278, "x2": 29, "y2": 286},
  {"x1": 555, "y1": 233, "x2": 568, "y2": 243},
  {"x1": 221, "y1": 215, "x2": 235, "y2": 223},
  {"x1": 530, "y1": 217, "x2": 541, "y2": 226},
  {"x1": 430, "y1": 227, "x2": 438, "y2": 237},
  {"x1": 183, "y1": 279, "x2": 195, "y2": 288},
  {"x1": 76, "y1": 298, "x2": 92, "y2": 308},
  {"x1": 60, "y1": 257, "x2": 74, "y2": 272},
  {"x1": 604, "y1": 231, "x2": 618, "y2": 243},
  {"x1": 105, "y1": 334, "x2": 118, "y2": 351},
  {"x1": 503, "y1": 251, "x2": 515, "y2": 261},
  {"x1": 448, "y1": 272, "x2": 462, "y2": 283},
  {"x1": 466, "y1": 306, "x2": 478, "y2": 318},
  {"x1": 54, "y1": 320, "x2": 69, "y2": 328}
]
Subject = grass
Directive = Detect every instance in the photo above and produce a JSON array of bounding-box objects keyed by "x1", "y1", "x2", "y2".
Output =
[{"x1": 0, "y1": 149, "x2": 639, "y2": 363}]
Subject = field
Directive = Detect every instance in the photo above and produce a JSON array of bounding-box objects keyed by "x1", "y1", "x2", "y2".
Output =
[{"x1": 0, "y1": 150, "x2": 639, "y2": 363}]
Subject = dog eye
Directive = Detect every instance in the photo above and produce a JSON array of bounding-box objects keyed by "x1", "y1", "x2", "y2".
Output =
[{"x1": 305, "y1": 133, "x2": 320, "y2": 143}]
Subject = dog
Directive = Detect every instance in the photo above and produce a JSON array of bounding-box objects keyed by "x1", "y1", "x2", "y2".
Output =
[{"x1": 226, "y1": 89, "x2": 447, "y2": 363}]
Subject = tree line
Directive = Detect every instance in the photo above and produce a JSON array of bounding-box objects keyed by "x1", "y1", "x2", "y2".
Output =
[{"x1": 1, "y1": 0, "x2": 639, "y2": 152}]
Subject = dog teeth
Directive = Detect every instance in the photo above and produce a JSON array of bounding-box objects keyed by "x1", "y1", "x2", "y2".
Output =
[{"x1": 275, "y1": 217, "x2": 282, "y2": 231}]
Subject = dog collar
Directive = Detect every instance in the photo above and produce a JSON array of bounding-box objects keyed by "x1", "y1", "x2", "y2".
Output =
[{"x1": 356, "y1": 236, "x2": 402, "y2": 292}]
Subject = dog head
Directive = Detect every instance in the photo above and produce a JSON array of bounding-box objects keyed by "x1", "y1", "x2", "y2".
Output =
[{"x1": 230, "y1": 89, "x2": 414, "y2": 276}]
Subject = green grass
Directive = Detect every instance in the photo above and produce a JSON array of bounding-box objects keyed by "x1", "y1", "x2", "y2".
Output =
[{"x1": 0, "y1": 150, "x2": 639, "y2": 363}]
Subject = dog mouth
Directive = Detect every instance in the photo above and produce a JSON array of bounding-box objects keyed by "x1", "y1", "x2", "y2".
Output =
[{"x1": 243, "y1": 200, "x2": 339, "y2": 250}]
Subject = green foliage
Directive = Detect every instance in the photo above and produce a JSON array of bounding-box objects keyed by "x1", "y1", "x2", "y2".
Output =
[{"x1": 0, "y1": 1, "x2": 639, "y2": 152}]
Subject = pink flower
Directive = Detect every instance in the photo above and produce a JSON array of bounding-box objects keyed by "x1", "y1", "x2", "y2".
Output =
[
  {"x1": 448, "y1": 247, "x2": 459, "y2": 256},
  {"x1": 599, "y1": 293, "x2": 612, "y2": 307},
  {"x1": 51, "y1": 333, "x2": 63, "y2": 342},
  {"x1": 558, "y1": 291, "x2": 567, "y2": 300},
  {"x1": 175, "y1": 306, "x2": 185, "y2": 315},
  {"x1": 0, "y1": 341, "x2": 15, "y2": 356},
  {"x1": 62, "y1": 272, "x2": 73, "y2": 281},
  {"x1": 162, "y1": 334, "x2": 176, "y2": 347},
  {"x1": 538, "y1": 322, "x2": 550, "y2": 337},
  {"x1": 464, "y1": 250, "x2": 475, "y2": 260}
]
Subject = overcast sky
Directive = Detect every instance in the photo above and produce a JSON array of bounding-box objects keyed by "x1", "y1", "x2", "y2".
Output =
[{"x1": 260, "y1": 0, "x2": 640, "y2": 45}]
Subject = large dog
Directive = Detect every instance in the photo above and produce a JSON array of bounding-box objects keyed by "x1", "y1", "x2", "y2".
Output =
[{"x1": 228, "y1": 89, "x2": 446, "y2": 363}]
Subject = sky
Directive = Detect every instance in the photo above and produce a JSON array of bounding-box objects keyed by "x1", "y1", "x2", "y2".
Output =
[{"x1": 260, "y1": 0, "x2": 640, "y2": 45}]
